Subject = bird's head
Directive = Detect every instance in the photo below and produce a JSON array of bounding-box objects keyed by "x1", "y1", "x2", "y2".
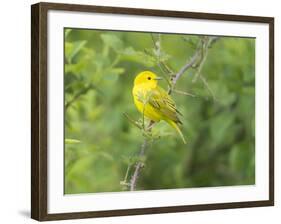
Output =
[{"x1": 134, "y1": 71, "x2": 162, "y2": 87}]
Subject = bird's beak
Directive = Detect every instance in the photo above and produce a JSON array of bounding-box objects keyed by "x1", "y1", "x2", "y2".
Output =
[{"x1": 153, "y1": 77, "x2": 163, "y2": 80}]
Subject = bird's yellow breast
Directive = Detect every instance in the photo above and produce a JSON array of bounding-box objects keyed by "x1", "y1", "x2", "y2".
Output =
[{"x1": 132, "y1": 84, "x2": 162, "y2": 122}]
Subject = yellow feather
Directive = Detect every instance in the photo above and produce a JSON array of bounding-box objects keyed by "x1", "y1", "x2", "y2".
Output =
[{"x1": 166, "y1": 119, "x2": 187, "y2": 144}]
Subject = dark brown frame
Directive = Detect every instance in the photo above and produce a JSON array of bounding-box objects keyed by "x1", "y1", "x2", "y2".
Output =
[{"x1": 31, "y1": 2, "x2": 274, "y2": 221}]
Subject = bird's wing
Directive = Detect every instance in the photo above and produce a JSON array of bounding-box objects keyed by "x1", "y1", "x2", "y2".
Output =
[{"x1": 147, "y1": 87, "x2": 182, "y2": 124}]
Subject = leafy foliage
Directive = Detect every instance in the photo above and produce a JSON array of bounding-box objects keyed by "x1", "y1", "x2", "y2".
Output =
[{"x1": 64, "y1": 28, "x2": 255, "y2": 194}]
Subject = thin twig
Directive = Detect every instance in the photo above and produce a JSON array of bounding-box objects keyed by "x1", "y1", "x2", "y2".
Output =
[
  {"x1": 200, "y1": 75, "x2": 218, "y2": 102},
  {"x1": 192, "y1": 37, "x2": 217, "y2": 83},
  {"x1": 123, "y1": 113, "x2": 142, "y2": 129},
  {"x1": 192, "y1": 51, "x2": 208, "y2": 83},
  {"x1": 65, "y1": 84, "x2": 93, "y2": 110},
  {"x1": 171, "y1": 51, "x2": 200, "y2": 86},
  {"x1": 173, "y1": 89, "x2": 196, "y2": 97},
  {"x1": 130, "y1": 137, "x2": 149, "y2": 191},
  {"x1": 120, "y1": 162, "x2": 132, "y2": 188},
  {"x1": 168, "y1": 38, "x2": 203, "y2": 94},
  {"x1": 150, "y1": 34, "x2": 174, "y2": 77}
]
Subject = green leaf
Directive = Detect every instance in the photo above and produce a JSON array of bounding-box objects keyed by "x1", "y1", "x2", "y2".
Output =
[
  {"x1": 151, "y1": 48, "x2": 171, "y2": 62},
  {"x1": 65, "y1": 61, "x2": 88, "y2": 74},
  {"x1": 65, "y1": 29, "x2": 72, "y2": 38},
  {"x1": 120, "y1": 47, "x2": 156, "y2": 67},
  {"x1": 65, "y1": 138, "x2": 81, "y2": 144},
  {"x1": 102, "y1": 67, "x2": 125, "y2": 83},
  {"x1": 109, "y1": 67, "x2": 125, "y2": 75},
  {"x1": 65, "y1": 40, "x2": 87, "y2": 63},
  {"x1": 101, "y1": 34, "x2": 124, "y2": 52}
]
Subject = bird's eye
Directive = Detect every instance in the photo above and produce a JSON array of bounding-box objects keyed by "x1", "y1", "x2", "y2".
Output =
[{"x1": 148, "y1": 77, "x2": 151, "y2": 80}]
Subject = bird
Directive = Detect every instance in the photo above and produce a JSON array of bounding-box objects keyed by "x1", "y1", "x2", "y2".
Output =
[{"x1": 132, "y1": 71, "x2": 186, "y2": 144}]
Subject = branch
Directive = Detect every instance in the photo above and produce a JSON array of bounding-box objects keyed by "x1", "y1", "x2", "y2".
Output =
[
  {"x1": 130, "y1": 137, "x2": 149, "y2": 191},
  {"x1": 192, "y1": 36, "x2": 218, "y2": 83},
  {"x1": 123, "y1": 113, "x2": 142, "y2": 130},
  {"x1": 150, "y1": 34, "x2": 175, "y2": 78},
  {"x1": 169, "y1": 51, "x2": 200, "y2": 93},
  {"x1": 168, "y1": 39, "x2": 202, "y2": 94},
  {"x1": 173, "y1": 89, "x2": 196, "y2": 97},
  {"x1": 128, "y1": 120, "x2": 154, "y2": 191},
  {"x1": 65, "y1": 83, "x2": 103, "y2": 110},
  {"x1": 200, "y1": 74, "x2": 218, "y2": 102},
  {"x1": 65, "y1": 84, "x2": 93, "y2": 110},
  {"x1": 169, "y1": 36, "x2": 219, "y2": 94}
]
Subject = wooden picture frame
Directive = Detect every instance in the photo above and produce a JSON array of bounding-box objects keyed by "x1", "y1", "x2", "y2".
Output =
[{"x1": 31, "y1": 2, "x2": 274, "y2": 221}]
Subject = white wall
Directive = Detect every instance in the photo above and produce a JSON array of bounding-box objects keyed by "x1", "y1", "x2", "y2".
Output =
[{"x1": 0, "y1": 0, "x2": 279, "y2": 223}]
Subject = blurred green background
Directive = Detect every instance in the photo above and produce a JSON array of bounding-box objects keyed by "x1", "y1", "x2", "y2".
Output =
[{"x1": 64, "y1": 28, "x2": 255, "y2": 194}]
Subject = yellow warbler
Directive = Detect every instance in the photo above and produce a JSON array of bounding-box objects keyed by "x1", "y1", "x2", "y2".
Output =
[{"x1": 132, "y1": 71, "x2": 186, "y2": 144}]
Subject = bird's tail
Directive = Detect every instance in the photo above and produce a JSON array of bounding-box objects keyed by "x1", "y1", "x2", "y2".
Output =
[{"x1": 167, "y1": 120, "x2": 187, "y2": 144}]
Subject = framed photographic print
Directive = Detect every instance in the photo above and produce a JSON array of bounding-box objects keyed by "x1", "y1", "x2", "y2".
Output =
[{"x1": 31, "y1": 2, "x2": 274, "y2": 221}]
